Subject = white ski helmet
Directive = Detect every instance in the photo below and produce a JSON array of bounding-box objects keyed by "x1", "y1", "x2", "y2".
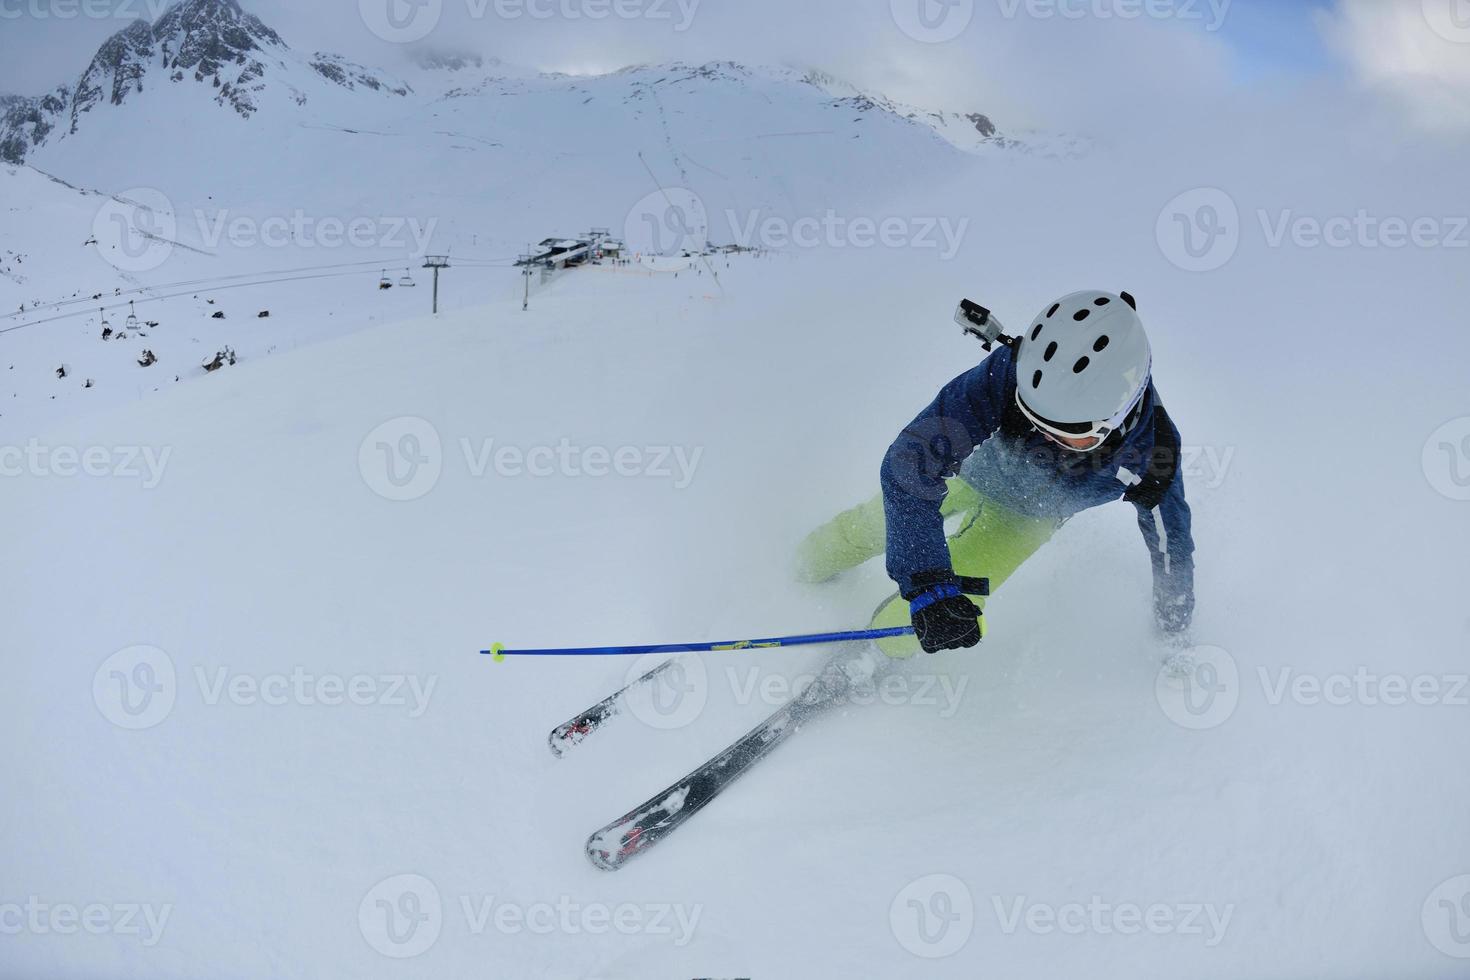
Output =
[{"x1": 1014, "y1": 290, "x2": 1152, "y2": 450}]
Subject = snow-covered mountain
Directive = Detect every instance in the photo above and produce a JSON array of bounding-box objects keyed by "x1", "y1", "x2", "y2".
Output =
[
  {"x1": 0, "y1": 0, "x2": 1070, "y2": 168},
  {"x1": 0, "y1": 0, "x2": 416, "y2": 165},
  {"x1": 2, "y1": 0, "x2": 1083, "y2": 436}
]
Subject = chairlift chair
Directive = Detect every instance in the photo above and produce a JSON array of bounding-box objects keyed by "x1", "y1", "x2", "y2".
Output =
[
  {"x1": 379, "y1": 270, "x2": 392, "y2": 289},
  {"x1": 399, "y1": 269, "x2": 416, "y2": 287},
  {"x1": 99, "y1": 307, "x2": 110, "y2": 332},
  {"x1": 125, "y1": 301, "x2": 139, "y2": 331}
]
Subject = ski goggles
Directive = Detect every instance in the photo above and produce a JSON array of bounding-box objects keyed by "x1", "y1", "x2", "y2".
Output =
[{"x1": 1015, "y1": 379, "x2": 1150, "y2": 453}]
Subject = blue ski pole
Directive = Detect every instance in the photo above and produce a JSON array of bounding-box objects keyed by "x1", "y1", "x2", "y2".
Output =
[
  {"x1": 482, "y1": 577, "x2": 988, "y2": 661},
  {"x1": 484, "y1": 626, "x2": 913, "y2": 661}
]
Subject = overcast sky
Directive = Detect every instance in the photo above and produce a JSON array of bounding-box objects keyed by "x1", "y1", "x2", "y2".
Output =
[{"x1": 1, "y1": 0, "x2": 1466, "y2": 135}]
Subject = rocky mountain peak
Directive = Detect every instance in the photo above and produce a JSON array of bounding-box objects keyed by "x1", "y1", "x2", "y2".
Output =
[{"x1": 152, "y1": 0, "x2": 285, "y2": 78}]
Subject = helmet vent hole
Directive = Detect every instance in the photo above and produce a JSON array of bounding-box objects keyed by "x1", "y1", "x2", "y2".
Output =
[
  {"x1": 1095, "y1": 297, "x2": 1110, "y2": 306},
  {"x1": 1047, "y1": 303, "x2": 1059, "y2": 318},
  {"x1": 1044, "y1": 341, "x2": 1058, "y2": 362},
  {"x1": 1032, "y1": 370, "x2": 1043, "y2": 389},
  {"x1": 1073, "y1": 309, "x2": 1091, "y2": 322},
  {"x1": 1093, "y1": 335, "x2": 1110, "y2": 352},
  {"x1": 1031, "y1": 323, "x2": 1043, "y2": 341},
  {"x1": 1073, "y1": 357, "x2": 1090, "y2": 374}
]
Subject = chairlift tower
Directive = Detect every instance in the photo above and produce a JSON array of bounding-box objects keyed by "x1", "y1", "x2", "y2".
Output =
[
  {"x1": 519, "y1": 251, "x2": 534, "y2": 311},
  {"x1": 423, "y1": 255, "x2": 451, "y2": 314}
]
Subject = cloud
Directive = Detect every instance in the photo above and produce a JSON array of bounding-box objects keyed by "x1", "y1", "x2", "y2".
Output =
[
  {"x1": 325, "y1": 0, "x2": 1243, "y2": 135},
  {"x1": 1319, "y1": 0, "x2": 1470, "y2": 133}
]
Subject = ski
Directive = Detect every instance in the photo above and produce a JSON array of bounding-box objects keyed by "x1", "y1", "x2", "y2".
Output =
[
  {"x1": 548, "y1": 659, "x2": 677, "y2": 758},
  {"x1": 585, "y1": 648, "x2": 877, "y2": 871}
]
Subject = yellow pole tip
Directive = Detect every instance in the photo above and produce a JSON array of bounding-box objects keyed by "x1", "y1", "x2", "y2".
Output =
[{"x1": 490, "y1": 643, "x2": 507, "y2": 663}]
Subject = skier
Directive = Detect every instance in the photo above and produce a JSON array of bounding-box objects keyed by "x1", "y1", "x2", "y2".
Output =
[{"x1": 796, "y1": 290, "x2": 1195, "y2": 658}]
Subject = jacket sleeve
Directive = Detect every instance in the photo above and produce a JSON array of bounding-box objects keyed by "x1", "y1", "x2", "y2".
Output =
[
  {"x1": 1133, "y1": 470, "x2": 1196, "y2": 632},
  {"x1": 880, "y1": 353, "x2": 1010, "y2": 597}
]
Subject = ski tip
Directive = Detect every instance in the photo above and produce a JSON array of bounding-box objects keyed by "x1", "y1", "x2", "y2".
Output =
[{"x1": 585, "y1": 841, "x2": 621, "y2": 872}]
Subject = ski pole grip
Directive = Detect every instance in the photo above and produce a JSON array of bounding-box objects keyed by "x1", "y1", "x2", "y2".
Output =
[{"x1": 957, "y1": 576, "x2": 990, "y2": 597}]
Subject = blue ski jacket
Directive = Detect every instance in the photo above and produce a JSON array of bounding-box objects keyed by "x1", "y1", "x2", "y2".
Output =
[{"x1": 879, "y1": 344, "x2": 1196, "y2": 630}]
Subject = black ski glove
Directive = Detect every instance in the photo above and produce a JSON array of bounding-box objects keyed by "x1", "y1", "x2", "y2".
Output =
[{"x1": 906, "y1": 574, "x2": 982, "y2": 654}]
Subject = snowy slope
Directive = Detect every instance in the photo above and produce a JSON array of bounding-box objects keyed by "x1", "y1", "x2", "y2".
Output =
[
  {"x1": 4, "y1": 114, "x2": 1470, "y2": 975},
  {"x1": 0, "y1": 163, "x2": 443, "y2": 437},
  {"x1": 4, "y1": 3, "x2": 1470, "y2": 978}
]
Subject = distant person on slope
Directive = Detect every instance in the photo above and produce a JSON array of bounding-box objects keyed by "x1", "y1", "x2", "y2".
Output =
[{"x1": 796, "y1": 290, "x2": 1196, "y2": 659}]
